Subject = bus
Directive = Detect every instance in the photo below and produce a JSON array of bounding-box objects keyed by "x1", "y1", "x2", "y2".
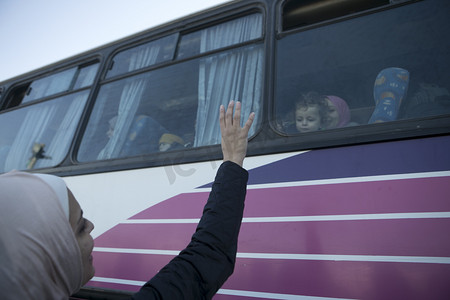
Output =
[{"x1": 1, "y1": 0, "x2": 449, "y2": 299}]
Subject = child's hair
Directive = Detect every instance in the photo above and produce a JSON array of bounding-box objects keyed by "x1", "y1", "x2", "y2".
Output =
[{"x1": 295, "y1": 91, "x2": 329, "y2": 123}]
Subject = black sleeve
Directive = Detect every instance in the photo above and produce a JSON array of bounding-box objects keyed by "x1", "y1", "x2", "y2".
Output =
[{"x1": 131, "y1": 161, "x2": 249, "y2": 300}]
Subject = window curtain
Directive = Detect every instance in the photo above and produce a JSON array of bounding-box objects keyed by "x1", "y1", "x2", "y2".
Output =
[
  {"x1": 194, "y1": 14, "x2": 263, "y2": 146},
  {"x1": 34, "y1": 92, "x2": 88, "y2": 168},
  {"x1": 97, "y1": 45, "x2": 160, "y2": 159},
  {"x1": 4, "y1": 104, "x2": 57, "y2": 171}
]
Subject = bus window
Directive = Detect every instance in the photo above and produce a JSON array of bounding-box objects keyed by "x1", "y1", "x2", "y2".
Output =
[
  {"x1": 275, "y1": 0, "x2": 450, "y2": 135},
  {"x1": 106, "y1": 34, "x2": 178, "y2": 79},
  {"x1": 3, "y1": 62, "x2": 99, "y2": 109},
  {"x1": 0, "y1": 91, "x2": 89, "y2": 172},
  {"x1": 78, "y1": 13, "x2": 263, "y2": 162},
  {"x1": 73, "y1": 63, "x2": 100, "y2": 89},
  {"x1": 177, "y1": 13, "x2": 262, "y2": 59},
  {"x1": 1, "y1": 84, "x2": 29, "y2": 109},
  {"x1": 282, "y1": 0, "x2": 389, "y2": 31},
  {"x1": 22, "y1": 67, "x2": 78, "y2": 104}
]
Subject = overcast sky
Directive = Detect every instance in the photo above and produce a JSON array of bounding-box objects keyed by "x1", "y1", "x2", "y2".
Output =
[{"x1": 0, "y1": 0, "x2": 230, "y2": 82}]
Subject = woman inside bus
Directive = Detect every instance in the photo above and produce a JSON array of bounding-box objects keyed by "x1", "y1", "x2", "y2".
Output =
[
  {"x1": 323, "y1": 95, "x2": 351, "y2": 129},
  {"x1": 0, "y1": 100, "x2": 255, "y2": 299}
]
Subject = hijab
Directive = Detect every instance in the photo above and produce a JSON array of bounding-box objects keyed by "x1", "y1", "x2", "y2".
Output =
[
  {"x1": 326, "y1": 95, "x2": 351, "y2": 128},
  {"x1": 0, "y1": 171, "x2": 83, "y2": 299}
]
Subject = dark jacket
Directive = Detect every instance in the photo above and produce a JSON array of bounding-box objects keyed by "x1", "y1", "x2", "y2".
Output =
[{"x1": 132, "y1": 161, "x2": 248, "y2": 300}]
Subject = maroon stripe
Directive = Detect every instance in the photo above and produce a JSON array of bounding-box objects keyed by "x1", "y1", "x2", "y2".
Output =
[
  {"x1": 94, "y1": 223, "x2": 196, "y2": 250},
  {"x1": 244, "y1": 176, "x2": 450, "y2": 217},
  {"x1": 94, "y1": 219, "x2": 450, "y2": 257},
  {"x1": 90, "y1": 252, "x2": 450, "y2": 299},
  {"x1": 130, "y1": 177, "x2": 450, "y2": 219}
]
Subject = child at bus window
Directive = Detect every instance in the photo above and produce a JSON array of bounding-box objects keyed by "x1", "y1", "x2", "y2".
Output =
[
  {"x1": 288, "y1": 91, "x2": 328, "y2": 133},
  {"x1": 0, "y1": 101, "x2": 255, "y2": 300},
  {"x1": 159, "y1": 133, "x2": 185, "y2": 152}
]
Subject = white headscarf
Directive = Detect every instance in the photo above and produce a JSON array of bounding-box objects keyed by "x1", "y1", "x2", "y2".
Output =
[{"x1": 0, "y1": 171, "x2": 83, "y2": 299}]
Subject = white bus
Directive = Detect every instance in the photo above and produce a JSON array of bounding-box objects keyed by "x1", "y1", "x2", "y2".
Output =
[{"x1": 1, "y1": 0, "x2": 449, "y2": 299}]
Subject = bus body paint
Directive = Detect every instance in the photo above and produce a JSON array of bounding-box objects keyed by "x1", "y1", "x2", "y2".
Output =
[{"x1": 87, "y1": 135, "x2": 450, "y2": 299}]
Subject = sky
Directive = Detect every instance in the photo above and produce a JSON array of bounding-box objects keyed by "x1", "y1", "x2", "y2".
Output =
[{"x1": 0, "y1": 0, "x2": 230, "y2": 82}]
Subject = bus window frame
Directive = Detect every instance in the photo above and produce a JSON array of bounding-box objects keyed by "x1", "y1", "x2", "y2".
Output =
[
  {"x1": 264, "y1": 0, "x2": 450, "y2": 155},
  {"x1": 70, "y1": 6, "x2": 267, "y2": 171},
  {"x1": 0, "y1": 57, "x2": 103, "y2": 173}
]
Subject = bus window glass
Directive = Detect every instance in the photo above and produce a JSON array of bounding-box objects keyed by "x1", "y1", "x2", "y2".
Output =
[
  {"x1": 106, "y1": 34, "x2": 178, "y2": 79},
  {"x1": 275, "y1": 0, "x2": 450, "y2": 135},
  {"x1": 0, "y1": 91, "x2": 89, "y2": 172},
  {"x1": 22, "y1": 67, "x2": 77, "y2": 103},
  {"x1": 73, "y1": 63, "x2": 99, "y2": 89},
  {"x1": 78, "y1": 43, "x2": 263, "y2": 162},
  {"x1": 177, "y1": 13, "x2": 262, "y2": 59}
]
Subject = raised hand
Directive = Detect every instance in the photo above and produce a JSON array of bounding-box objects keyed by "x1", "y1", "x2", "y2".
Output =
[{"x1": 219, "y1": 101, "x2": 255, "y2": 167}]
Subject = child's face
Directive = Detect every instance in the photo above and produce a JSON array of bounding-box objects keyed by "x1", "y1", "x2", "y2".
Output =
[
  {"x1": 326, "y1": 98, "x2": 339, "y2": 128},
  {"x1": 295, "y1": 105, "x2": 321, "y2": 133}
]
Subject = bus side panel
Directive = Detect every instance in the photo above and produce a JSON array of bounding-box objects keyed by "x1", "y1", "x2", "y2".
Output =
[{"x1": 88, "y1": 135, "x2": 450, "y2": 299}]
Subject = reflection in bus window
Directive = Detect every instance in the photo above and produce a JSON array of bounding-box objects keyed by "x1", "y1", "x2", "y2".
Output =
[
  {"x1": 275, "y1": 0, "x2": 450, "y2": 134},
  {"x1": 0, "y1": 91, "x2": 89, "y2": 172},
  {"x1": 106, "y1": 34, "x2": 178, "y2": 79},
  {"x1": 78, "y1": 13, "x2": 263, "y2": 162}
]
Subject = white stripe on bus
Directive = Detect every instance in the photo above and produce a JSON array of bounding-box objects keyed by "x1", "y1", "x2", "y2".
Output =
[
  {"x1": 89, "y1": 276, "x2": 355, "y2": 299},
  {"x1": 93, "y1": 247, "x2": 450, "y2": 264},
  {"x1": 189, "y1": 170, "x2": 450, "y2": 193},
  {"x1": 121, "y1": 212, "x2": 450, "y2": 224}
]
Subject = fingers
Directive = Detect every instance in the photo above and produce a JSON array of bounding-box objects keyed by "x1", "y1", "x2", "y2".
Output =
[
  {"x1": 243, "y1": 112, "x2": 255, "y2": 134},
  {"x1": 226, "y1": 100, "x2": 234, "y2": 127},
  {"x1": 233, "y1": 101, "x2": 241, "y2": 126},
  {"x1": 219, "y1": 104, "x2": 226, "y2": 133},
  {"x1": 219, "y1": 100, "x2": 254, "y2": 131}
]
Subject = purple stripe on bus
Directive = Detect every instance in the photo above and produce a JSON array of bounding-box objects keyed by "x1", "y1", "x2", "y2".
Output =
[
  {"x1": 94, "y1": 218, "x2": 450, "y2": 257},
  {"x1": 130, "y1": 176, "x2": 450, "y2": 219},
  {"x1": 199, "y1": 136, "x2": 450, "y2": 188},
  {"x1": 223, "y1": 258, "x2": 450, "y2": 300},
  {"x1": 95, "y1": 223, "x2": 195, "y2": 249},
  {"x1": 89, "y1": 253, "x2": 450, "y2": 299}
]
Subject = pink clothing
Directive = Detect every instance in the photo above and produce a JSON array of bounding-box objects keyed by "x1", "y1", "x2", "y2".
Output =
[
  {"x1": 0, "y1": 171, "x2": 83, "y2": 299},
  {"x1": 326, "y1": 95, "x2": 351, "y2": 128}
]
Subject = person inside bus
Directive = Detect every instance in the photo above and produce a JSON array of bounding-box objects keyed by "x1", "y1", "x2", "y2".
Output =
[
  {"x1": 0, "y1": 100, "x2": 255, "y2": 300},
  {"x1": 323, "y1": 95, "x2": 352, "y2": 129},
  {"x1": 99, "y1": 114, "x2": 168, "y2": 158},
  {"x1": 159, "y1": 133, "x2": 185, "y2": 152},
  {"x1": 282, "y1": 91, "x2": 328, "y2": 134},
  {"x1": 402, "y1": 82, "x2": 450, "y2": 119}
]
